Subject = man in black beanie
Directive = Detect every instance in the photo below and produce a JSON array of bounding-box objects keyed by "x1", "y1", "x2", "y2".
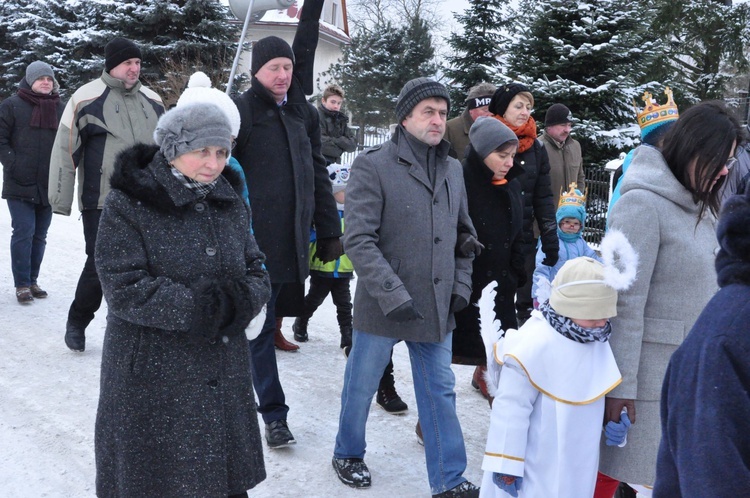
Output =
[
  {"x1": 445, "y1": 81, "x2": 496, "y2": 161},
  {"x1": 232, "y1": 0, "x2": 343, "y2": 449},
  {"x1": 49, "y1": 36, "x2": 164, "y2": 353},
  {"x1": 541, "y1": 103, "x2": 585, "y2": 207},
  {"x1": 331, "y1": 76, "x2": 479, "y2": 498}
]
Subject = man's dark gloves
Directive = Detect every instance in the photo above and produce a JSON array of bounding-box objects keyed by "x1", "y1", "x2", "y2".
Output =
[
  {"x1": 316, "y1": 237, "x2": 343, "y2": 263},
  {"x1": 456, "y1": 233, "x2": 484, "y2": 258},
  {"x1": 541, "y1": 250, "x2": 559, "y2": 267},
  {"x1": 449, "y1": 294, "x2": 469, "y2": 313},
  {"x1": 387, "y1": 299, "x2": 424, "y2": 322}
]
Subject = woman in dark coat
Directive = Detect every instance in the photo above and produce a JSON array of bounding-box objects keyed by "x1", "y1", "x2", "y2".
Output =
[
  {"x1": 94, "y1": 102, "x2": 271, "y2": 498},
  {"x1": 488, "y1": 84, "x2": 558, "y2": 324},
  {"x1": 0, "y1": 61, "x2": 64, "y2": 303},
  {"x1": 453, "y1": 117, "x2": 526, "y2": 396}
]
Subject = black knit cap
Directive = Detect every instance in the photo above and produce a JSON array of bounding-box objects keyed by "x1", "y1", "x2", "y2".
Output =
[
  {"x1": 545, "y1": 103, "x2": 573, "y2": 127},
  {"x1": 395, "y1": 77, "x2": 451, "y2": 123},
  {"x1": 488, "y1": 83, "x2": 530, "y2": 117},
  {"x1": 251, "y1": 36, "x2": 295, "y2": 76},
  {"x1": 105, "y1": 37, "x2": 142, "y2": 72}
]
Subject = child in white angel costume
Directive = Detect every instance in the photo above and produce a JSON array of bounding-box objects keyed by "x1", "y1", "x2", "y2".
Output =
[{"x1": 479, "y1": 231, "x2": 637, "y2": 498}]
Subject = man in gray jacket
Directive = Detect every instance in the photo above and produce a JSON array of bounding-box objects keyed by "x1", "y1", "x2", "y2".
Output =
[
  {"x1": 332, "y1": 78, "x2": 479, "y2": 498},
  {"x1": 48, "y1": 37, "x2": 164, "y2": 352}
]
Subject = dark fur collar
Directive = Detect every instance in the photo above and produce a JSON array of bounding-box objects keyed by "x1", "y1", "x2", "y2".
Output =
[{"x1": 110, "y1": 143, "x2": 246, "y2": 213}]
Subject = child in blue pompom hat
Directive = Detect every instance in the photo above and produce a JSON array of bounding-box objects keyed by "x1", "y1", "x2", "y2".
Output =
[{"x1": 532, "y1": 182, "x2": 601, "y2": 307}]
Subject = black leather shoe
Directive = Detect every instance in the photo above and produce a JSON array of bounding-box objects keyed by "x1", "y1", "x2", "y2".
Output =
[
  {"x1": 332, "y1": 457, "x2": 371, "y2": 488},
  {"x1": 432, "y1": 481, "x2": 479, "y2": 498},
  {"x1": 64, "y1": 322, "x2": 86, "y2": 352},
  {"x1": 265, "y1": 419, "x2": 296, "y2": 448}
]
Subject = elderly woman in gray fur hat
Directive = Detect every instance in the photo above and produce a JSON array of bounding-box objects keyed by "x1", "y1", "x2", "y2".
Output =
[
  {"x1": 0, "y1": 61, "x2": 64, "y2": 303},
  {"x1": 93, "y1": 102, "x2": 271, "y2": 497}
]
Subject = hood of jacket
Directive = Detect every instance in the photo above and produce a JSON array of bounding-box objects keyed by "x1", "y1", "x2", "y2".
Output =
[
  {"x1": 716, "y1": 187, "x2": 750, "y2": 287},
  {"x1": 620, "y1": 145, "x2": 700, "y2": 215},
  {"x1": 109, "y1": 143, "x2": 246, "y2": 214}
]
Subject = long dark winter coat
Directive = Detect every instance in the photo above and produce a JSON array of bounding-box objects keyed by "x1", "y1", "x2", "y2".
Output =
[
  {"x1": 94, "y1": 144, "x2": 271, "y2": 497},
  {"x1": 517, "y1": 139, "x2": 557, "y2": 253},
  {"x1": 344, "y1": 127, "x2": 475, "y2": 343},
  {"x1": 233, "y1": 63, "x2": 341, "y2": 285},
  {"x1": 453, "y1": 146, "x2": 526, "y2": 364},
  {"x1": 0, "y1": 79, "x2": 64, "y2": 204},
  {"x1": 653, "y1": 190, "x2": 750, "y2": 497}
]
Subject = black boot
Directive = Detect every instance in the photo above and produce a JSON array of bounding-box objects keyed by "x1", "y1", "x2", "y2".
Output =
[
  {"x1": 65, "y1": 322, "x2": 86, "y2": 352},
  {"x1": 376, "y1": 359, "x2": 408, "y2": 414},
  {"x1": 292, "y1": 317, "x2": 309, "y2": 342},
  {"x1": 339, "y1": 326, "x2": 352, "y2": 349}
]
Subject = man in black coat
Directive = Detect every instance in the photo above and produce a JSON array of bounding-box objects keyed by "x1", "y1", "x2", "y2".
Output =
[{"x1": 233, "y1": 0, "x2": 342, "y2": 449}]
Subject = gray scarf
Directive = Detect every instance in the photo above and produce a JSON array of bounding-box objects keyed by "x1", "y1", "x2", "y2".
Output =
[{"x1": 538, "y1": 301, "x2": 612, "y2": 343}]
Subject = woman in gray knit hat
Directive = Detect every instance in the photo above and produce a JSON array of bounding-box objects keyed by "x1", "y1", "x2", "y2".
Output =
[
  {"x1": 0, "y1": 61, "x2": 64, "y2": 303},
  {"x1": 93, "y1": 102, "x2": 271, "y2": 497}
]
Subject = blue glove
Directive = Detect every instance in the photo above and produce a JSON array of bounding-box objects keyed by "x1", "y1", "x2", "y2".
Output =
[
  {"x1": 604, "y1": 411, "x2": 632, "y2": 446},
  {"x1": 493, "y1": 473, "x2": 522, "y2": 497}
]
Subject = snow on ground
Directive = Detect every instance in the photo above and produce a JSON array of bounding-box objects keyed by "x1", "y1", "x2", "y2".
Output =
[{"x1": 0, "y1": 204, "x2": 488, "y2": 497}]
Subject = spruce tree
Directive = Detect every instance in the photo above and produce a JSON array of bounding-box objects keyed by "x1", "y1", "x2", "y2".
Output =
[
  {"x1": 647, "y1": 0, "x2": 750, "y2": 102},
  {"x1": 324, "y1": 14, "x2": 438, "y2": 129},
  {"x1": 443, "y1": 0, "x2": 509, "y2": 116},
  {"x1": 507, "y1": 0, "x2": 657, "y2": 167}
]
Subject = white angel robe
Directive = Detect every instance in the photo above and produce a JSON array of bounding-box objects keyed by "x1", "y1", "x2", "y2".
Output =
[{"x1": 480, "y1": 310, "x2": 622, "y2": 498}]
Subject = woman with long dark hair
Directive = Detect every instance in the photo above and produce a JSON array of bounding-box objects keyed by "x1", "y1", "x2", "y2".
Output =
[{"x1": 597, "y1": 100, "x2": 744, "y2": 494}]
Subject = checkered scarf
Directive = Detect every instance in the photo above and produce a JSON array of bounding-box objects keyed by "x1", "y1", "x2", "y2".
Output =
[{"x1": 170, "y1": 167, "x2": 218, "y2": 197}]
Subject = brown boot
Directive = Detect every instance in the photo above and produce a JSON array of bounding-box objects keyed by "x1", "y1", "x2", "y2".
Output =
[
  {"x1": 273, "y1": 318, "x2": 299, "y2": 352},
  {"x1": 473, "y1": 365, "x2": 495, "y2": 407}
]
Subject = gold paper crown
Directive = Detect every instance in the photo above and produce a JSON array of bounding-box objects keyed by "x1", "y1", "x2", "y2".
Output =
[
  {"x1": 633, "y1": 87, "x2": 679, "y2": 130},
  {"x1": 558, "y1": 182, "x2": 586, "y2": 209}
]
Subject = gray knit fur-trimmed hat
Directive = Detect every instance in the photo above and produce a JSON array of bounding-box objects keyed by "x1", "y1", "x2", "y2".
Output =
[
  {"x1": 105, "y1": 37, "x2": 142, "y2": 72},
  {"x1": 153, "y1": 102, "x2": 232, "y2": 163},
  {"x1": 545, "y1": 103, "x2": 574, "y2": 127},
  {"x1": 395, "y1": 77, "x2": 451, "y2": 123},
  {"x1": 251, "y1": 36, "x2": 295, "y2": 76},
  {"x1": 469, "y1": 117, "x2": 519, "y2": 159},
  {"x1": 25, "y1": 61, "x2": 55, "y2": 87}
]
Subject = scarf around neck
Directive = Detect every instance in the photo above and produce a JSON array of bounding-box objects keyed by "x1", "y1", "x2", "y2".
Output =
[
  {"x1": 170, "y1": 167, "x2": 218, "y2": 198},
  {"x1": 539, "y1": 300, "x2": 612, "y2": 343},
  {"x1": 494, "y1": 115, "x2": 537, "y2": 153},
  {"x1": 18, "y1": 88, "x2": 60, "y2": 130}
]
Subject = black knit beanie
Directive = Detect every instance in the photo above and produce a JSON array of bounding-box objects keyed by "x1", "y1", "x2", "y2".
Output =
[
  {"x1": 251, "y1": 36, "x2": 295, "y2": 76},
  {"x1": 489, "y1": 83, "x2": 530, "y2": 117},
  {"x1": 545, "y1": 103, "x2": 573, "y2": 127},
  {"x1": 105, "y1": 37, "x2": 142, "y2": 72},
  {"x1": 395, "y1": 78, "x2": 451, "y2": 123}
]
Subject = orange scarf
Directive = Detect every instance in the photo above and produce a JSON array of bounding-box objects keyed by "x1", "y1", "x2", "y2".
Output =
[
  {"x1": 492, "y1": 178, "x2": 508, "y2": 185},
  {"x1": 493, "y1": 115, "x2": 537, "y2": 153}
]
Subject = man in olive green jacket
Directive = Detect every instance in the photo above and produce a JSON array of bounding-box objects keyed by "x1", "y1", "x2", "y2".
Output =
[{"x1": 541, "y1": 103, "x2": 585, "y2": 206}]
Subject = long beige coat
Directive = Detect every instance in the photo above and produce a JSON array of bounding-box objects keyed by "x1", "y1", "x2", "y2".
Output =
[{"x1": 600, "y1": 145, "x2": 719, "y2": 486}]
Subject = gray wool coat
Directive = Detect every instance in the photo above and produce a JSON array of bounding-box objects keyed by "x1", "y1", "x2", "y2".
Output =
[
  {"x1": 344, "y1": 126, "x2": 475, "y2": 342},
  {"x1": 600, "y1": 145, "x2": 719, "y2": 486},
  {"x1": 94, "y1": 144, "x2": 271, "y2": 497}
]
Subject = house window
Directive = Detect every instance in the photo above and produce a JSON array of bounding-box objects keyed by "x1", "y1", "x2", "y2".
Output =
[{"x1": 331, "y1": 2, "x2": 338, "y2": 26}]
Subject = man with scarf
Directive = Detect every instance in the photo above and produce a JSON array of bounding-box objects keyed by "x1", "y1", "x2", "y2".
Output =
[{"x1": 0, "y1": 61, "x2": 65, "y2": 304}]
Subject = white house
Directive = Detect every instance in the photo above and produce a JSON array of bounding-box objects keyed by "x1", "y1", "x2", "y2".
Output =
[{"x1": 227, "y1": 0, "x2": 351, "y2": 96}]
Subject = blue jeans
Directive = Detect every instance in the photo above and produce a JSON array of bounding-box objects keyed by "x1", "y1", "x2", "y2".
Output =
[
  {"x1": 248, "y1": 283, "x2": 288, "y2": 424},
  {"x1": 7, "y1": 199, "x2": 52, "y2": 288},
  {"x1": 334, "y1": 330, "x2": 469, "y2": 494}
]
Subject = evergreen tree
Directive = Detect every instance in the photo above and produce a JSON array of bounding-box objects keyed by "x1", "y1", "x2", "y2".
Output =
[
  {"x1": 647, "y1": 0, "x2": 750, "y2": 102},
  {"x1": 324, "y1": 14, "x2": 438, "y2": 129},
  {"x1": 443, "y1": 0, "x2": 509, "y2": 116},
  {"x1": 506, "y1": 0, "x2": 657, "y2": 167}
]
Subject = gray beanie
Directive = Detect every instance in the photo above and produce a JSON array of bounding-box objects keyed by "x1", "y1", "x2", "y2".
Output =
[
  {"x1": 153, "y1": 102, "x2": 232, "y2": 163},
  {"x1": 395, "y1": 78, "x2": 451, "y2": 123},
  {"x1": 469, "y1": 117, "x2": 519, "y2": 159},
  {"x1": 25, "y1": 61, "x2": 55, "y2": 87}
]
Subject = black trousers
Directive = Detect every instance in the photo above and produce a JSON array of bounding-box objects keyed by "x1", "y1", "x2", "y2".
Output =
[
  {"x1": 301, "y1": 275, "x2": 352, "y2": 329},
  {"x1": 515, "y1": 239, "x2": 537, "y2": 321},
  {"x1": 68, "y1": 209, "x2": 103, "y2": 329}
]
